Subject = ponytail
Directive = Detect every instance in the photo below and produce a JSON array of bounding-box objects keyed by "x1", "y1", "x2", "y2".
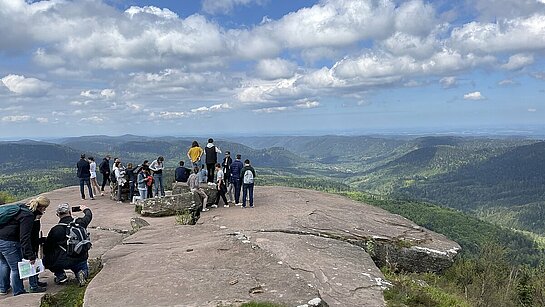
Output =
[{"x1": 26, "y1": 195, "x2": 50, "y2": 212}]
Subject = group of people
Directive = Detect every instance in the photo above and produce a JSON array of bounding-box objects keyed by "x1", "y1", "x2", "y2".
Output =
[{"x1": 0, "y1": 196, "x2": 92, "y2": 296}]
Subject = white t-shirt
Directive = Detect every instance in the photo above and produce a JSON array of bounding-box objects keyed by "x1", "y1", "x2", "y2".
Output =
[
  {"x1": 90, "y1": 162, "x2": 97, "y2": 179},
  {"x1": 216, "y1": 169, "x2": 224, "y2": 183}
]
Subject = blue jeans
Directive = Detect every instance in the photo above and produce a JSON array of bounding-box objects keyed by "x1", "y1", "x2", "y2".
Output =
[
  {"x1": 0, "y1": 239, "x2": 25, "y2": 295},
  {"x1": 52, "y1": 260, "x2": 88, "y2": 280},
  {"x1": 232, "y1": 180, "x2": 242, "y2": 203},
  {"x1": 79, "y1": 177, "x2": 94, "y2": 199},
  {"x1": 153, "y1": 173, "x2": 164, "y2": 197},
  {"x1": 242, "y1": 183, "x2": 254, "y2": 207}
]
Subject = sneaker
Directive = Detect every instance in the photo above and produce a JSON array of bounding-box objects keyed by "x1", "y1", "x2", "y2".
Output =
[
  {"x1": 37, "y1": 281, "x2": 48, "y2": 287},
  {"x1": 202, "y1": 208, "x2": 210, "y2": 212},
  {"x1": 54, "y1": 274, "x2": 68, "y2": 285},
  {"x1": 81, "y1": 198, "x2": 85, "y2": 201},
  {"x1": 250, "y1": 205, "x2": 254, "y2": 208},
  {"x1": 90, "y1": 197, "x2": 95, "y2": 200},
  {"x1": 211, "y1": 204, "x2": 218, "y2": 208},
  {"x1": 117, "y1": 201, "x2": 122, "y2": 204},
  {"x1": 77, "y1": 270, "x2": 87, "y2": 287},
  {"x1": 101, "y1": 192, "x2": 104, "y2": 196},
  {"x1": 234, "y1": 203, "x2": 241, "y2": 206},
  {"x1": 0, "y1": 287, "x2": 11, "y2": 295},
  {"x1": 224, "y1": 204, "x2": 230, "y2": 208},
  {"x1": 29, "y1": 286, "x2": 47, "y2": 293},
  {"x1": 242, "y1": 206, "x2": 246, "y2": 209}
]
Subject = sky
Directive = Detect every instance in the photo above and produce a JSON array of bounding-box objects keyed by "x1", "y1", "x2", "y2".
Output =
[{"x1": 1, "y1": 0, "x2": 545, "y2": 138}]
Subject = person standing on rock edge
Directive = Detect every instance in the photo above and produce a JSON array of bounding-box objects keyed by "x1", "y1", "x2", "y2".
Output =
[
  {"x1": 214, "y1": 163, "x2": 229, "y2": 208},
  {"x1": 230, "y1": 154, "x2": 244, "y2": 206},
  {"x1": 240, "y1": 159, "x2": 256, "y2": 208},
  {"x1": 43, "y1": 204, "x2": 92, "y2": 287},
  {"x1": 149, "y1": 156, "x2": 165, "y2": 197},
  {"x1": 77, "y1": 154, "x2": 94, "y2": 200},
  {"x1": 187, "y1": 141, "x2": 204, "y2": 168},
  {"x1": 99, "y1": 155, "x2": 111, "y2": 195},
  {"x1": 88, "y1": 157, "x2": 101, "y2": 197},
  {"x1": 188, "y1": 167, "x2": 209, "y2": 212},
  {"x1": 0, "y1": 195, "x2": 50, "y2": 295},
  {"x1": 205, "y1": 138, "x2": 222, "y2": 183},
  {"x1": 222, "y1": 151, "x2": 234, "y2": 203}
]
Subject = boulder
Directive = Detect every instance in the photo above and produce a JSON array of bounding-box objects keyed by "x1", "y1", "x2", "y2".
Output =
[
  {"x1": 130, "y1": 217, "x2": 150, "y2": 231},
  {"x1": 139, "y1": 192, "x2": 201, "y2": 217}
]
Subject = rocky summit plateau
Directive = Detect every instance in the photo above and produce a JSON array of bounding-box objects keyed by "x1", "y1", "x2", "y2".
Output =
[{"x1": 0, "y1": 185, "x2": 460, "y2": 307}]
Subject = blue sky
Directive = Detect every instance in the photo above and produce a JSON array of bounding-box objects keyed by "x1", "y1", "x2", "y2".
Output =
[{"x1": 1, "y1": 0, "x2": 545, "y2": 138}]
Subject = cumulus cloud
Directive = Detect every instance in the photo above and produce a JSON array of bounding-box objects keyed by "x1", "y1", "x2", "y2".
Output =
[
  {"x1": 440, "y1": 76, "x2": 457, "y2": 88},
  {"x1": 80, "y1": 116, "x2": 104, "y2": 123},
  {"x1": 80, "y1": 89, "x2": 116, "y2": 99},
  {"x1": 463, "y1": 91, "x2": 486, "y2": 100},
  {"x1": 1, "y1": 74, "x2": 51, "y2": 96},
  {"x1": 501, "y1": 53, "x2": 534, "y2": 70},
  {"x1": 1, "y1": 115, "x2": 31, "y2": 122},
  {"x1": 190, "y1": 103, "x2": 231, "y2": 114},
  {"x1": 202, "y1": 0, "x2": 267, "y2": 15},
  {"x1": 255, "y1": 58, "x2": 297, "y2": 80}
]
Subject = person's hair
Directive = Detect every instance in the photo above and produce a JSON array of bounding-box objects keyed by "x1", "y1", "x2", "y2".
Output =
[
  {"x1": 236, "y1": 154, "x2": 241, "y2": 159},
  {"x1": 88, "y1": 156, "x2": 94, "y2": 161},
  {"x1": 225, "y1": 151, "x2": 230, "y2": 155},
  {"x1": 158, "y1": 156, "x2": 164, "y2": 162},
  {"x1": 127, "y1": 163, "x2": 133, "y2": 168},
  {"x1": 26, "y1": 195, "x2": 50, "y2": 212},
  {"x1": 192, "y1": 141, "x2": 199, "y2": 147},
  {"x1": 193, "y1": 166, "x2": 199, "y2": 174},
  {"x1": 80, "y1": 153, "x2": 86, "y2": 159},
  {"x1": 179, "y1": 161, "x2": 184, "y2": 166},
  {"x1": 143, "y1": 160, "x2": 149, "y2": 165},
  {"x1": 115, "y1": 161, "x2": 120, "y2": 167},
  {"x1": 208, "y1": 138, "x2": 213, "y2": 143},
  {"x1": 106, "y1": 155, "x2": 111, "y2": 159},
  {"x1": 215, "y1": 163, "x2": 221, "y2": 168},
  {"x1": 244, "y1": 159, "x2": 250, "y2": 164}
]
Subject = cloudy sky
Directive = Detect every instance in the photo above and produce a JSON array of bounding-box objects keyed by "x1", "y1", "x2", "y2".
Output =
[{"x1": 1, "y1": 0, "x2": 544, "y2": 138}]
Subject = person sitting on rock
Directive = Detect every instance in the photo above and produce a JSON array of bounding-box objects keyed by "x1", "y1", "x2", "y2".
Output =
[
  {"x1": 175, "y1": 161, "x2": 190, "y2": 183},
  {"x1": 188, "y1": 167, "x2": 209, "y2": 212},
  {"x1": 43, "y1": 204, "x2": 92, "y2": 287}
]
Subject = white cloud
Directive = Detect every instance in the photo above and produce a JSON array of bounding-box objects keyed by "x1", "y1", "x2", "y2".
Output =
[
  {"x1": 80, "y1": 89, "x2": 116, "y2": 99},
  {"x1": 1, "y1": 115, "x2": 31, "y2": 122},
  {"x1": 498, "y1": 79, "x2": 517, "y2": 86},
  {"x1": 36, "y1": 117, "x2": 49, "y2": 123},
  {"x1": 1, "y1": 74, "x2": 51, "y2": 96},
  {"x1": 255, "y1": 58, "x2": 297, "y2": 80},
  {"x1": 125, "y1": 6, "x2": 178, "y2": 19},
  {"x1": 528, "y1": 108, "x2": 537, "y2": 112},
  {"x1": 202, "y1": 0, "x2": 267, "y2": 15},
  {"x1": 190, "y1": 103, "x2": 231, "y2": 114},
  {"x1": 80, "y1": 116, "x2": 104, "y2": 123},
  {"x1": 501, "y1": 53, "x2": 534, "y2": 70},
  {"x1": 440, "y1": 76, "x2": 457, "y2": 88},
  {"x1": 463, "y1": 91, "x2": 486, "y2": 100}
]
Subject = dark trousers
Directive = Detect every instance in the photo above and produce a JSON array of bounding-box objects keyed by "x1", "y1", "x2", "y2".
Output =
[
  {"x1": 100, "y1": 172, "x2": 110, "y2": 191},
  {"x1": 243, "y1": 183, "x2": 254, "y2": 207},
  {"x1": 147, "y1": 185, "x2": 153, "y2": 198},
  {"x1": 79, "y1": 177, "x2": 93, "y2": 199},
  {"x1": 214, "y1": 184, "x2": 228, "y2": 206},
  {"x1": 206, "y1": 163, "x2": 215, "y2": 182},
  {"x1": 233, "y1": 179, "x2": 242, "y2": 204},
  {"x1": 129, "y1": 181, "x2": 135, "y2": 202}
]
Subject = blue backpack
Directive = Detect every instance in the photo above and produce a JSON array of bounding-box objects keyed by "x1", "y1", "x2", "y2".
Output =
[{"x1": 0, "y1": 204, "x2": 31, "y2": 227}]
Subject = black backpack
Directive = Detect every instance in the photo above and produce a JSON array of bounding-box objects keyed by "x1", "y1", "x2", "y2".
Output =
[{"x1": 58, "y1": 220, "x2": 92, "y2": 257}]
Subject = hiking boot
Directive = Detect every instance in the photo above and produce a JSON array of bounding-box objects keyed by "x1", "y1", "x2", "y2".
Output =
[
  {"x1": 0, "y1": 287, "x2": 11, "y2": 295},
  {"x1": 54, "y1": 274, "x2": 68, "y2": 285},
  {"x1": 37, "y1": 281, "x2": 48, "y2": 287},
  {"x1": 29, "y1": 286, "x2": 46, "y2": 293},
  {"x1": 77, "y1": 270, "x2": 87, "y2": 287}
]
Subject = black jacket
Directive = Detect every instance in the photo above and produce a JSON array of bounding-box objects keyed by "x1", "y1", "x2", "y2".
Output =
[
  {"x1": 0, "y1": 206, "x2": 36, "y2": 260},
  {"x1": 99, "y1": 158, "x2": 110, "y2": 174},
  {"x1": 43, "y1": 209, "x2": 92, "y2": 270},
  {"x1": 205, "y1": 145, "x2": 217, "y2": 164},
  {"x1": 77, "y1": 158, "x2": 91, "y2": 178},
  {"x1": 175, "y1": 167, "x2": 189, "y2": 182},
  {"x1": 222, "y1": 156, "x2": 232, "y2": 180}
]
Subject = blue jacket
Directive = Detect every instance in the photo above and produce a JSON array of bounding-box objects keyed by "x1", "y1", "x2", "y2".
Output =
[{"x1": 230, "y1": 160, "x2": 243, "y2": 183}]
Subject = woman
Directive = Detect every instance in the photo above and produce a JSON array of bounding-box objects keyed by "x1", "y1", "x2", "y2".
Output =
[
  {"x1": 0, "y1": 195, "x2": 50, "y2": 295},
  {"x1": 126, "y1": 163, "x2": 136, "y2": 203},
  {"x1": 137, "y1": 166, "x2": 149, "y2": 201},
  {"x1": 114, "y1": 161, "x2": 126, "y2": 203},
  {"x1": 149, "y1": 156, "x2": 165, "y2": 197},
  {"x1": 88, "y1": 157, "x2": 101, "y2": 197},
  {"x1": 187, "y1": 141, "x2": 203, "y2": 168}
]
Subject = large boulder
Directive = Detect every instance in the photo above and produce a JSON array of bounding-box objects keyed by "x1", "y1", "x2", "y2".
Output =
[{"x1": 139, "y1": 192, "x2": 201, "y2": 217}]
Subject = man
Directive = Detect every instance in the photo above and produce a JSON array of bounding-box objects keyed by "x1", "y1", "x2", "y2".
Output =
[
  {"x1": 188, "y1": 167, "x2": 209, "y2": 212},
  {"x1": 222, "y1": 151, "x2": 233, "y2": 203},
  {"x1": 229, "y1": 154, "x2": 244, "y2": 206},
  {"x1": 205, "y1": 138, "x2": 221, "y2": 183},
  {"x1": 98, "y1": 155, "x2": 111, "y2": 195},
  {"x1": 240, "y1": 159, "x2": 256, "y2": 208},
  {"x1": 213, "y1": 163, "x2": 229, "y2": 208},
  {"x1": 175, "y1": 161, "x2": 190, "y2": 183},
  {"x1": 149, "y1": 156, "x2": 165, "y2": 197},
  {"x1": 77, "y1": 154, "x2": 94, "y2": 200},
  {"x1": 44, "y1": 204, "x2": 92, "y2": 287},
  {"x1": 0, "y1": 196, "x2": 50, "y2": 295}
]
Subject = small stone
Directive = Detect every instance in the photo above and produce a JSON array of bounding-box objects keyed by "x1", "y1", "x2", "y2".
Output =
[
  {"x1": 229, "y1": 279, "x2": 238, "y2": 285},
  {"x1": 186, "y1": 249, "x2": 193, "y2": 252},
  {"x1": 277, "y1": 261, "x2": 283, "y2": 265},
  {"x1": 220, "y1": 226, "x2": 227, "y2": 229},
  {"x1": 308, "y1": 298, "x2": 322, "y2": 306}
]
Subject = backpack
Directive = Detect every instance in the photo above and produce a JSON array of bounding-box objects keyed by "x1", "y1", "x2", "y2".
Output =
[
  {"x1": 243, "y1": 169, "x2": 254, "y2": 184},
  {"x1": 0, "y1": 204, "x2": 30, "y2": 227},
  {"x1": 58, "y1": 220, "x2": 92, "y2": 257}
]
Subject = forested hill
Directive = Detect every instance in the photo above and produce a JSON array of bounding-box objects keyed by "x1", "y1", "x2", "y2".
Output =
[{"x1": 0, "y1": 141, "x2": 81, "y2": 171}]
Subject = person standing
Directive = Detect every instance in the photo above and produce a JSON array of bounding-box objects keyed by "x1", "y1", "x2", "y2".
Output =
[
  {"x1": 88, "y1": 157, "x2": 101, "y2": 197},
  {"x1": 222, "y1": 151, "x2": 234, "y2": 203},
  {"x1": 114, "y1": 160, "x2": 126, "y2": 203},
  {"x1": 205, "y1": 138, "x2": 221, "y2": 183},
  {"x1": 0, "y1": 196, "x2": 50, "y2": 295},
  {"x1": 137, "y1": 166, "x2": 149, "y2": 201},
  {"x1": 240, "y1": 159, "x2": 256, "y2": 208},
  {"x1": 187, "y1": 141, "x2": 203, "y2": 168},
  {"x1": 213, "y1": 163, "x2": 229, "y2": 208},
  {"x1": 175, "y1": 161, "x2": 189, "y2": 183},
  {"x1": 77, "y1": 154, "x2": 94, "y2": 200},
  {"x1": 99, "y1": 155, "x2": 111, "y2": 195},
  {"x1": 149, "y1": 156, "x2": 165, "y2": 197},
  {"x1": 126, "y1": 163, "x2": 136, "y2": 203},
  {"x1": 230, "y1": 154, "x2": 244, "y2": 206},
  {"x1": 43, "y1": 204, "x2": 92, "y2": 287},
  {"x1": 188, "y1": 167, "x2": 208, "y2": 212}
]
